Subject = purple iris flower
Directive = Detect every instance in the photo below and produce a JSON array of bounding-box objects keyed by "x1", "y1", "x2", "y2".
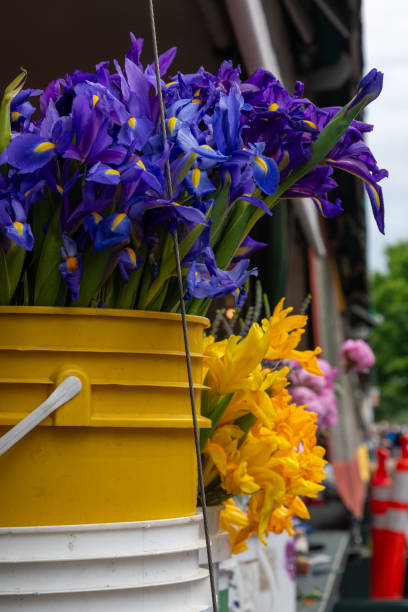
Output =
[
  {"x1": 212, "y1": 86, "x2": 244, "y2": 155},
  {"x1": 7, "y1": 101, "x2": 73, "y2": 173},
  {"x1": 177, "y1": 126, "x2": 230, "y2": 167},
  {"x1": 126, "y1": 33, "x2": 144, "y2": 66},
  {"x1": 59, "y1": 233, "x2": 82, "y2": 301},
  {"x1": 186, "y1": 247, "x2": 257, "y2": 306},
  {"x1": 83, "y1": 211, "x2": 103, "y2": 240},
  {"x1": 92, "y1": 212, "x2": 131, "y2": 251},
  {"x1": 119, "y1": 156, "x2": 164, "y2": 193},
  {"x1": 10, "y1": 88, "x2": 40, "y2": 130},
  {"x1": 247, "y1": 143, "x2": 279, "y2": 196},
  {"x1": 143, "y1": 197, "x2": 208, "y2": 233},
  {"x1": 184, "y1": 167, "x2": 215, "y2": 197},
  {"x1": 346, "y1": 69, "x2": 383, "y2": 113},
  {"x1": 0, "y1": 198, "x2": 34, "y2": 250},
  {"x1": 9, "y1": 171, "x2": 46, "y2": 208},
  {"x1": 65, "y1": 183, "x2": 114, "y2": 232},
  {"x1": 284, "y1": 166, "x2": 344, "y2": 218},
  {"x1": 117, "y1": 247, "x2": 142, "y2": 282},
  {"x1": 63, "y1": 94, "x2": 125, "y2": 166},
  {"x1": 232, "y1": 236, "x2": 267, "y2": 263},
  {"x1": 117, "y1": 111, "x2": 155, "y2": 151},
  {"x1": 87, "y1": 162, "x2": 122, "y2": 185}
]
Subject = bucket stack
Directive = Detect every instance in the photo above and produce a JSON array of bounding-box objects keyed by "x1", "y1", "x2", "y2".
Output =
[
  {"x1": 0, "y1": 515, "x2": 211, "y2": 611},
  {"x1": 370, "y1": 436, "x2": 408, "y2": 599}
]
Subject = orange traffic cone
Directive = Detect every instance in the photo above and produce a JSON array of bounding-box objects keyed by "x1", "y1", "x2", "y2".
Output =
[
  {"x1": 370, "y1": 447, "x2": 392, "y2": 599},
  {"x1": 371, "y1": 435, "x2": 408, "y2": 599}
]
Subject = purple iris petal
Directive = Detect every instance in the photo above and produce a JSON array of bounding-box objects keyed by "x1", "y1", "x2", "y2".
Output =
[
  {"x1": 127, "y1": 33, "x2": 144, "y2": 66},
  {"x1": 232, "y1": 236, "x2": 267, "y2": 263},
  {"x1": 84, "y1": 212, "x2": 103, "y2": 240},
  {"x1": 146, "y1": 200, "x2": 207, "y2": 230},
  {"x1": 184, "y1": 168, "x2": 215, "y2": 197},
  {"x1": 251, "y1": 154, "x2": 279, "y2": 195},
  {"x1": 311, "y1": 196, "x2": 343, "y2": 218},
  {"x1": 59, "y1": 235, "x2": 82, "y2": 302},
  {"x1": 212, "y1": 86, "x2": 243, "y2": 155},
  {"x1": 239, "y1": 193, "x2": 272, "y2": 216},
  {"x1": 94, "y1": 212, "x2": 131, "y2": 251},
  {"x1": 117, "y1": 247, "x2": 142, "y2": 282},
  {"x1": 5, "y1": 221, "x2": 34, "y2": 250},
  {"x1": 7, "y1": 134, "x2": 56, "y2": 172},
  {"x1": 117, "y1": 116, "x2": 155, "y2": 150},
  {"x1": 87, "y1": 162, "x2": 121, "y2": 185},
  {"x1": 186, "y1": 249, "x2": 257, "y2": 306},
  {"x1": 326, "y1": 156, "x2": 385, "y2": 233},
  {"x1": 347, "y1": 69, "x2": 383, "y2": 113}
]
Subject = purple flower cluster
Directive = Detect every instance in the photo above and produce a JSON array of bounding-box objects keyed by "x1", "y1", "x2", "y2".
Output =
[
  {"x1": 0, "y1": 35, "x2": 387, "y2": 310},
  {"x1": 289, "y1": 358, "x2": 339, "y2": 429}
]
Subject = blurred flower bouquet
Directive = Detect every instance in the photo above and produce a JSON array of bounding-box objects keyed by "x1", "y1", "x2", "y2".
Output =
[
  {"x1": 201, "y1": 298, "x2": 327, "y2": 553},
  {"x1": 0, "y1": 35, "x2": 386, "y2": 315},
  {"x1": 288, "y1": 358, "x2": 340, "y2": 430},
  {"x1": 287, "y1": 338, "x2": 376, "y2": 430}
]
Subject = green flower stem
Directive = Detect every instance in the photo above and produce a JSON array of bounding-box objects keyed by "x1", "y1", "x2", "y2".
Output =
[
  {"x1": 34, "y1": 205, "x2": 63, "y2": 306},
  {"x1": 136, "y1": 265, "x2": 153, "y2": 310},
  {"x1": 74, "y1": 248, "x2": 113, "y2": 307},
  {"x1": 235, "y1": 413, "x2": 257, "y2": 447},
  {"x1": 0, "y1": 243, "x2": 10, "y2": 304},
  {"x1": 6, "y1": 243, "x2": 25, "y2": 303},
  {"x1": 209, "y1": 174, "x2": 231, "y2": 248},
  {"x1": 0, "y1": 70, "x2": 27, "y2": 153}
]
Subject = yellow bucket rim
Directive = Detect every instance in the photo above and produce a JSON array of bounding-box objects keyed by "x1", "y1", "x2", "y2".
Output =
[{"x1": 0, "y1": 306, "x2": 209, "y2": 328}]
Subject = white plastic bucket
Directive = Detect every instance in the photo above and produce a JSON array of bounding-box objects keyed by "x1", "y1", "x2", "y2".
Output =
[
  {"x1": 0, "y1": 513, "x2": 211, "y2": 611},
  {"x1": 198, "y1": 505, "x2": 231, "y2": 595}
]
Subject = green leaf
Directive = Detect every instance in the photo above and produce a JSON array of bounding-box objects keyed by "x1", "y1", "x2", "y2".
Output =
[
  {"x1": 31, "y1": 192, "x2": 55, "y2": 258},
  {"x1": 0, "y1": 70, "x2": 27, "y2": 153},
  {"x1": 115, "y1": 262, "x2": 145, "y2": 309},
  {"x1": 0, "y1": 242, "x2": 11, "y2": 304},
  {"x1": 214, "y1": 200, "x2": 251, "y2": 269},
  {"x1": 235, "y1": 413, "x2": 257, "y2": 447},
  {"x1": 34, "y1": 206, "x2": 62, "y2": 305},
  {"x1": 186, "y1": 297, "x2": 211, "y2": 316},
  {"x1": 200, "y1": 393, "x2": 234, "y2": 450},
  {"x1": 209, "y1": 172, "x2": 231, "y2": 248},
  {"x1": 74, "y1": 248, "x2": 114, "y2": 307},
  {"x1": 23, "y1": 270, "x2": 29, "y2": 305},
  {"x1": 6, "y1": 243, "x2": 25, "y2": 301}
]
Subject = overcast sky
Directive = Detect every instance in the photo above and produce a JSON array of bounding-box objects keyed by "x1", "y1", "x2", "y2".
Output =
[{"x1": 363, "y1": 0, "x2": 408, "y2": 272}]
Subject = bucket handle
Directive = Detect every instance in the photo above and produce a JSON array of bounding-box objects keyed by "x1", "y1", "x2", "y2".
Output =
[{"x1": 0, "y1": 376, "x2": 82, "y2": 457}]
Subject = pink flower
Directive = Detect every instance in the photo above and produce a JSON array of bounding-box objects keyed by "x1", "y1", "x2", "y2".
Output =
[
  {"x1": 339, "y1": 339, "x2": 375, "y2": 373},
  {"x1": 291, "y1": 386, "x2": 318, "y2": 406},
  {"x1": 289, "y1": 359, "x2": 339, "y2": 430},
  {"x1": 317, "y1": 359, "x2": 340, "y2": 384},
  {"x1": 288, "y1": 358, "x2": 338, "y2": 392}
]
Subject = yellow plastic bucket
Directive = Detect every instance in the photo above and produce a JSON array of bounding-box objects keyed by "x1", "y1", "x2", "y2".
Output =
[{"x1": 0, "y1": 306, "x2": 210, "y2": 527}]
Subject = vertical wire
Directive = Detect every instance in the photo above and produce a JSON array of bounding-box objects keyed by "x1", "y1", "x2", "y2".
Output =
[{"x1": 147, "y1": 1, "x2": 218, "y2": 610}]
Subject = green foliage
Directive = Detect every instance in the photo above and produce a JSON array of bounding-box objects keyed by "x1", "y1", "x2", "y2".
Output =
[{"x1": 371, "y1": 242, "x2": 408, "y2": 421}]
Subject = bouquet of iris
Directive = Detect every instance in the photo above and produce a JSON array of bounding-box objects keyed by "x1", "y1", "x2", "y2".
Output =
[{"x1": 0, "y1": 34, "x2": 386, "y2": 315}]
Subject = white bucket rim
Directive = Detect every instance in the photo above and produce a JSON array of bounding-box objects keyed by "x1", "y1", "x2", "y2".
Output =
[{"x1": 0, "y1": 512, "x2": 203, "y2": 535}]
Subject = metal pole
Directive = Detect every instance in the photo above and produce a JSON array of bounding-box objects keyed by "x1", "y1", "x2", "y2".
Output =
[{"x1": 147, "y1": 2, "x2": 218, "y2": 609}]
